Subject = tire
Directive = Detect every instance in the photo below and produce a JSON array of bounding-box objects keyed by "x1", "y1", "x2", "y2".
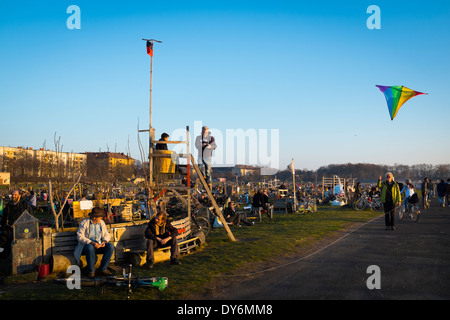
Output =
[
  {"x1": 372, "y1": 199, "x2": 384, "y2": 212},
  {"x1": 410, "y1": 205, "x2": 419, "y2": 222},
  {"x1": 354, "y1": 198, "x2": 365, "y2": 211},
  {"x1": 193, "y1": 217, "x2": 211, "y2": 237}
]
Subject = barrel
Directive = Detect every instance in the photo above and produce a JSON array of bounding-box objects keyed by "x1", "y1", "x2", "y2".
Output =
[
  {"x1": 51, "y1": 254, "x2": 73, "y2": 273},
  {"x1": 51, "y1": 253, "x2": 102, "y2": 273},
  {"x1": 154, "y1": 150, "x2": 176, "y2": 174}
]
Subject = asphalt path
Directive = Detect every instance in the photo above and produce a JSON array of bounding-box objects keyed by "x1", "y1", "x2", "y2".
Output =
[{"x1": 204, "y1": 201, "x2": 450, "y2": 300}]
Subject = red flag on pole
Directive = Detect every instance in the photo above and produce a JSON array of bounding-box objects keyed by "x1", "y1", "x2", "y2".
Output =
[{"x1": 146, "y1": 41, "x2": 153, "y2": 56}]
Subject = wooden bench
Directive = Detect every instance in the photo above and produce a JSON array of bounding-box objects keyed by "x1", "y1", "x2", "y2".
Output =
[
  {"x1": 243, "y1": 204, "x2": 273, "y2": 222},
  {"x1": 123, "y1": 216, "x2": 206, "y2": 266},
  {"x1": 43, "y1": 217, "x2": 205, "y2": 273}
]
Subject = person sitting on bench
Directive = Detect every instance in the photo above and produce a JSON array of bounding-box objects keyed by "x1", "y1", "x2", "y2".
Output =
[
  {"x1": 74, "y1": 207, "x2": 114, "y2": 277},
  {"x1": 144, "y1": 212, "x2": 181, "y2": 268},
  {"x1": 224, "y1": 201, "x2": 253, "y2": 226}
]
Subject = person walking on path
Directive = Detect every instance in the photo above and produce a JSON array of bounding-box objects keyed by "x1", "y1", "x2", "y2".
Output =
[
  {"x1": 437, "y1": 179, "x2": 447, "y2": 207},
  {"x1": 378, "y1": 172, "x2": 402, "y2": 230},
  {"x1": 421, "y1": 178, "x2": 430, "y2": 208}
]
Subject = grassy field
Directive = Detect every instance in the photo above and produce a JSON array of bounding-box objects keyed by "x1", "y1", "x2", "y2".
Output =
[{"x1": 0, "y1": 205, "x2": 382, "y2": 300}]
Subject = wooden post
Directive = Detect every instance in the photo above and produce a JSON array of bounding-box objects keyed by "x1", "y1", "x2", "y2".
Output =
[
  {"x1": 148, "y1": 46, "x2": 154, "y2": 189},
  {"x1": 186, "y1": 126, "x2": 191, "y2": 220},
  {"x1": 190, "y1": 154, "x2": 236, "y2": 242},
  {"x1": 142, "y1": 38, "x2": 162, "y2": 189},
  {"x1": 292, "y1": 158, "x2": 296, "y2": 212}
]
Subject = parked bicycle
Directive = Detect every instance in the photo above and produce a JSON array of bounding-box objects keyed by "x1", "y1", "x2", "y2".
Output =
[
  {"x1": 353, "y1": 193, "x2": 383, "y2": 212},
  {"x1": 297, "y1": 197, "x2": 317, "y2": 213},
  {"x1": 190, "y1": 206, "x2": 211, "y2": 237}
]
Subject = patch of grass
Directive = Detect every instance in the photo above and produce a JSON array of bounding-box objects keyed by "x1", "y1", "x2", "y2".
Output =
[{"x1": 0, "y1": 206, "x2": 381, "y2": 300}]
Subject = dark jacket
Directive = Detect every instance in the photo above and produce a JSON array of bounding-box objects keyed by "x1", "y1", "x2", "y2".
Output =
[
  {"x1": 155, "y1": 138, "x2": 168, "y2": 150},
  {"x1": 1, "y1": 199, "x2": 31, "y2": 227},
  {"x1": 377, "y1": 179, "x2": 401, "y2": 204},
  {"x1": 223, "y1": 207, "x2": 237, "y2": 221},
  {"x1": 252, "y1": 192, "x2": 268, "y2": 208},
  {"x1": 144, "y1": 218, "x2": 178, "y2": 241},
  {"x1": 437, "y1": 181, "x2": 447, "y2": 197}
]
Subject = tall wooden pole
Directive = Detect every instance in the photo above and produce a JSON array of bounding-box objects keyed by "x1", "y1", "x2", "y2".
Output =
[
  {"x1": 142, "y1": 38, "x2": 162, "y2": 189},
  {"x1": 149, "y1": 47, "x2": 153, "y2": 187},
  {"x1": 186, "y1": 126, "x2": 191, "y2": 220},
  {"x1": 292, "y1": 158, "x2": 296, "y2": 212}
]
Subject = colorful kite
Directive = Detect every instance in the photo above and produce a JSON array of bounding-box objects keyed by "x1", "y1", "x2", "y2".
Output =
[{"x1": 376, "y1": 85, "x2": 427, "y2": 120}]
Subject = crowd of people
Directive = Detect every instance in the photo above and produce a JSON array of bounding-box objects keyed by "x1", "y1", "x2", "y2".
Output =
[{"x1": 1, "y1": 121, "x2": 449, "y2": 276}]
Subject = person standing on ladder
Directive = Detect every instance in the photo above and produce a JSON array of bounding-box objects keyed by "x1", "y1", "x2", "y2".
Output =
[{"x1": 195, "y1": 126, "x2": 217, "y2": 191}]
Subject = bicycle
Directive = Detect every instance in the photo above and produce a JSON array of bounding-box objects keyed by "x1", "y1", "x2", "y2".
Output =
[
  {"x1": 105, "y1": 265, "x2": 168, "y2": 297},
  {"x1": 53, "y1": 264, "x2": 168, "y2": 299},
  {"x1": 353, "y1": 193, "x2": 383, "y2": 212},
  {"x1": 297, "y1": 197, "x2": 317, "y2": 213},
  {"x1": 398, "y1": 197, "x2": 420, "y2": 222},
  {"x1": 190, "y1": 207, "x2": 211, "y2": 237}
]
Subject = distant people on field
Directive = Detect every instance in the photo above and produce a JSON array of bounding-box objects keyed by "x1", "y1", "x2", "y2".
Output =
[
  {"x1": 421, "y1": 178, "x2": 432, "y2": 208},
  {"x1": 28, "y1": 190, "x2": 37, "y2": 214},
  {"x1": 223, "y1": 201, "x2": 253, "y2": 227},
  {"x1": 437, "y1": 179, "x2": 447, "y2": 207},
  {"x1": 252, "y1": 189, "x2": 269, "y2": 211},
  {"x1": 446, "y1": 179, "x2": 450, "y2": 207}
]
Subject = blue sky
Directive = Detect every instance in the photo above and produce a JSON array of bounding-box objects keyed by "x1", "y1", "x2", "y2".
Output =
[{"x1": 1, "y1": 1, "x2": 449, "y2": 171}]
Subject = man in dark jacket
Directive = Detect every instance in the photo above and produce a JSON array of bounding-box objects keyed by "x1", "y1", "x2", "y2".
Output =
[
  {"x1": 144, "y1": 212, "x2": 180, "y2": 268},
  {"x1": 437, "y1": 179, "x2": 447, "y2": 207},
  {"x1": 0, "y1": 190, "x2": 31, "y2": 257},
  {"x1": 1, "y1": 190, "x2": 31, "y2": 227},
  {"x1": 252, "y1": 189, "x2": 269, "y2": 210}
]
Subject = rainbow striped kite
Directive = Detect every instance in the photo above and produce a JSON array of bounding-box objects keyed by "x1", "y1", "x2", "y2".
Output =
[{"x1": 376, "y1": 85, "x2": 427, "y2": 120}]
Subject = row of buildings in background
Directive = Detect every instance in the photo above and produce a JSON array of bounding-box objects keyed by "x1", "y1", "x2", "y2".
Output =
[
  {"x1": 0, "y1": 146, "x2": 135, "y2": 183},
  {"x1": 0, "y1": 146, "x2": 265, "y2": 185}
]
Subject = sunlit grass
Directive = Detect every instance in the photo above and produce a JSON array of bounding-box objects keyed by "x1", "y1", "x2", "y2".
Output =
[{"x1": 0, "y1": 206, "x2": 381, "y2": 300}]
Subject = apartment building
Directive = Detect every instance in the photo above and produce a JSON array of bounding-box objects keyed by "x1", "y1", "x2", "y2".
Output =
[
  {"x1": 0, "y1": 146, "x2": 87, "y2": 180},
  {"x1": 86, "y1": 152, "x2": 135, "y2": 180}
]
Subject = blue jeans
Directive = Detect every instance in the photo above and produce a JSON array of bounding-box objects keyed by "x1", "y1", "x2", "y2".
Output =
[
  {"x1": 200, "y1": 158, "x2": 212, "y2": 183},
  {"x1": 404, "y1": 196, "x2": 410, "y2": 210},
  {"x1": 82, "y1": 243, "x2": 114, "y2": 273}
]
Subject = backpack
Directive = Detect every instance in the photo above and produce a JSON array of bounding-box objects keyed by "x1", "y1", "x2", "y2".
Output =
[{"x1": 409, "y1": 193, "x2": 419, "y2": 204}]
